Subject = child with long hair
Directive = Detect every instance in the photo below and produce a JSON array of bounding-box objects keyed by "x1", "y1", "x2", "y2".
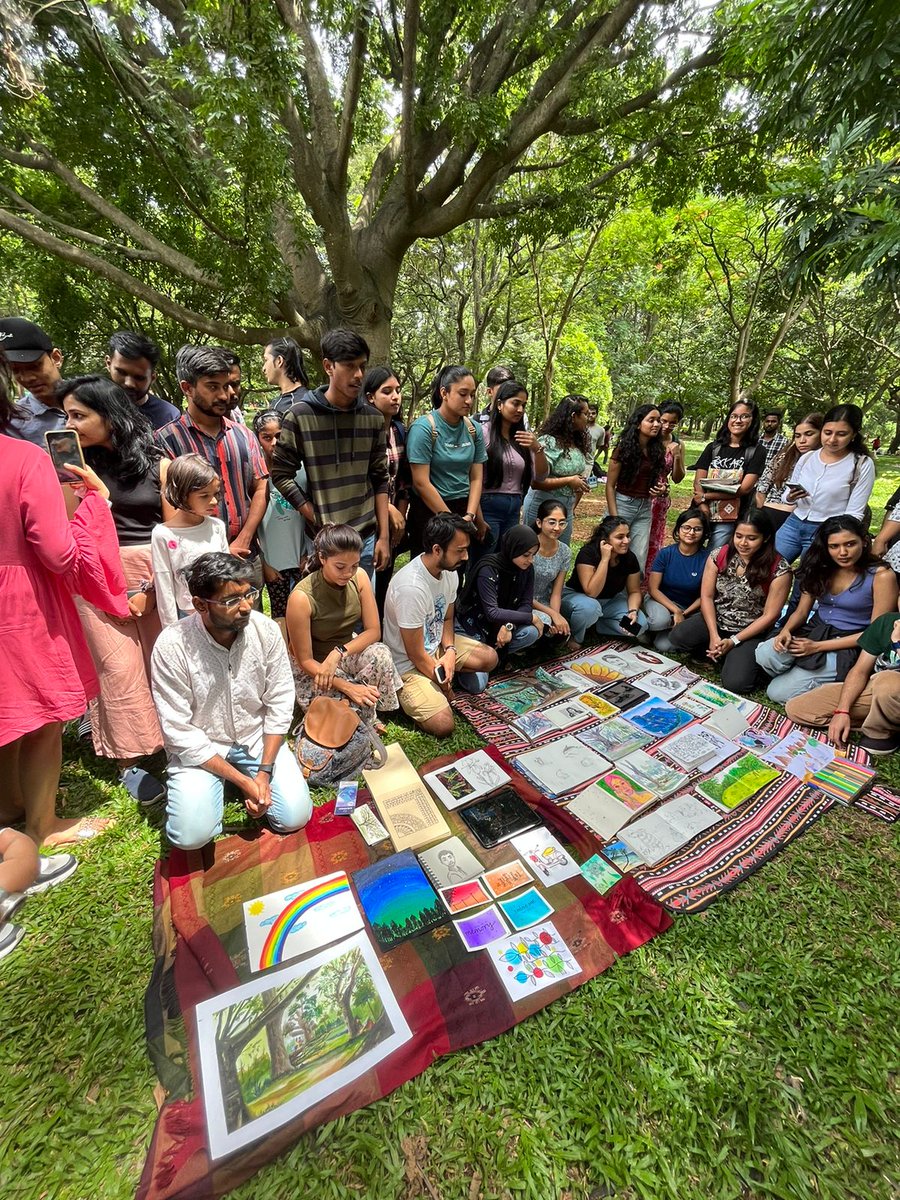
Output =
[
  {"x1": 480, "y1": 381, "x2": 548, "y2": 544},
  {"x1": 691, "y1": 399, "x2": 767, "y2": 550},
  {"x1": 604, "y1": 403, "x2": 667, "y2": 572},
  {"x1": 669, "y1": 510, "x2": 792, "y2": 690},
  {"x1": 756, "y1": 516, "x2": 897, "y2": 701},
  {"x1": 521, "y1": 394, "x2": 592, "y2": 544},
  {"x1": 151, "y1": 454, "x2": 229, "y2": 626},
  {"x1": 561, "y1": 515, "x2": 647, "y2": 648},
  {"x1": 285, "y1": 524, "x2": 401, "y2": 724},
  {"x1": 754, "y1": 412, "x2": 823, "y2": 530}
]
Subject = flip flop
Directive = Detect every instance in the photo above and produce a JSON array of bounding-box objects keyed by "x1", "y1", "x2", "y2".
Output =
[{"x1": 41, "y1": 817, "x2": 115, "y2": 849}]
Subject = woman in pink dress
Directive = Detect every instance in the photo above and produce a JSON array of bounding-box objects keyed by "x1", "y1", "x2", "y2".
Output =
[{"x1": 0, "y1": 367, "x2": 128, "y2": 847}]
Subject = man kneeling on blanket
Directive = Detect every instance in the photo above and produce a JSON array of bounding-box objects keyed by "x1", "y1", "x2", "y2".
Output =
[
  {"x1": 786, "y1": 611, "x2": 900, "y2": 757},
  {"x1": 151, "y1": 553, "x2": 312, "y2": 850}
]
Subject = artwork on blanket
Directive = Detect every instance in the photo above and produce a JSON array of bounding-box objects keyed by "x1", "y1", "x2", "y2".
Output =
[
  {"x1": 486, "y1": 667, "x2": 576, "y2": 715},
  {"x1": 587, "y1": 650, "x2": 648, "y2": 678},
  {"x1": 675, "y1": 692, "x2": 714, "y2": 717},
  {"x1": 513, "y1": 736, "x2": 610, "y2": 797},
  {"x1": 696, "y1": 753, "x2": 781, "y2": 811},
  {"x1": 195, "y1": 931, "x2": 411, "y2": 1159},
  {"x1": 623, "y1": 697, "x2": 694, "y2": 739},
  {"x1": 481, "y1": 860, "x2": 533, "y2": 898},
  {"x1": 667, "y1": 664, "x2": 701, "y2": 688},
  {"x1": 593, "y1": 767, "x2": 655, "y2": 813},
  {"x1": 702, "y1": 702, "x2": 749, "y2": 740},
  {"x1": 595, "y1": 680, "x2": 649, "y2": 711},
  {"x1": 619, "y1": 794, "x2": 722, "y2": 866},
  {"x1": 576, "y1": 716, "x2": 652, "y2": 758},
  {"x1": 453, "y1": 905, "x2": 510, "y2": 951},
  {"x1": 540, "y1": 697, "x2": 600, "y2": 730},
  {"x1": 497, "y1": 886, "x2": 554, "y2": 930},
  {"x1": 619, "y1": 648, "x2": 681, "y2": 673},
  {"x1": 439, "y1": 878, "x2": 492, "y2": 914},
  {"x1": 511, "y1": 709, "x2": 556, "y2": 741},
  {"x1": 738, "y1": 729, "x2": 779, "y2": 753},
  {"x1": 685, "y1": 681, "x2": 756, "y2": 716},
  {"x1": 564, "y1": 658, "x2": 623, "y2": 685},
  {"x1": 417, "y1": 836, "x2": 483, "y2": 891},
  {"x1": 635, "y1": 671, "x2": 688, "y2": 701},
  {"x1": 350, "y1": 805, "x2": 389, "y2": 846},
  {"x1": 574, "y1": 691, "x2": 619, "y2": 719},
  {"x1": 510, "y1": 828, "x2": 581, "y2": 884},
  {"x1": 490, "y1": 922, "x2": 581, "y2": 1001},
  {"x1": 760, "y1": 729, "x2": 835, "y2": 781},
  {"x1": 601, "y1": 839, "x2": 645, "y2": 873},
  {"x1": 423, "y1": 750, "x2": 510, "y2": 810},
  {"x1": 618, "y1": 749, "x2": 688, "y2": 799},
  {"x1": 553, "y1": 667, "x2": 612, "y2": 691},
  {"x1": 657, "y1": 725, "x2": 738, "y2": 773},
  {"x1": 242, "y1": 872, "x2": 364, "y2": 974},
  {"x1": 579, "y1": 854, "x2": 623, "y2": 894},
  {"x1": 566, "y1": 783, "x2": 633, "y2": 841},
  {"x1": 351, "y1": 851, "x2": 447, "y2": 950}
]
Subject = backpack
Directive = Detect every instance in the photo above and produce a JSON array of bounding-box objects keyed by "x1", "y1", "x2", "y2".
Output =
[
  {"x1": 425, "y1": 412, "x2": 478, "y2": 443},
  {"x1": 294, "y1": 696, "x2": 387, "y2": 786}
]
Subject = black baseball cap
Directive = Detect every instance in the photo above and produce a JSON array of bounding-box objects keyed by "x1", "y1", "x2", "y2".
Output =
[{"x1": 0, "y1": 317, "x2": 55, "y2": 362}]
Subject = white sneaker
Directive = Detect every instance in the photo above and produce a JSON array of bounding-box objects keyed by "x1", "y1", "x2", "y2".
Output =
[
  {"x1": 0, "y1": 923, "x2": 25, "y2": 962},
  {"x1": 24, "y1": 854, "x2": 78, "y2": 896}
]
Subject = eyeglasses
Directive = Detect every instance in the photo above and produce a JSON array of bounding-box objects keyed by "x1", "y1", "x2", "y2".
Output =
[
  {"x1": 730, "y1": 413, "x2": 752, "y2": 423},
  {"x1": 208, "y1": 588, "x2": 260, "y2": 609},
  {"x1": 680, "y1": 525, "x2": 704, "y2": 533}
]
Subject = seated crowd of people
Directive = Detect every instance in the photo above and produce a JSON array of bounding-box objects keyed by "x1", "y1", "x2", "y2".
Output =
[{"x1": 2, "y1": 312, "x2": 899, "y2": 963}]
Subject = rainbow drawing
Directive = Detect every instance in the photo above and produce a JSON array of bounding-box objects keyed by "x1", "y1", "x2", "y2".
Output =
[{"x1": 247, "y1": 872, "x2": 362, "y2": 971}]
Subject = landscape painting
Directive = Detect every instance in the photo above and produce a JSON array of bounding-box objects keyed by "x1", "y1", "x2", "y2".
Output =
[
  {"x1": 351, "y1": 850, "x2": 447, "y2": 949},
  {"x1": 195, "y1": 932, "x2": 411, "y2": 1159}
]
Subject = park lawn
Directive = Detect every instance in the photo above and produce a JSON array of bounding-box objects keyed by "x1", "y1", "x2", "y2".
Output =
[{"x1": 1, "y1": 459, "x2": 899, "y2": 1200}]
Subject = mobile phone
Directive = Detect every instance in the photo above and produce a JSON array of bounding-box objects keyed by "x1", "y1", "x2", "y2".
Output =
[
  {"x1": 335, "y1": 780, "x2": 358, "y2": 816},
  {"x1": 619, "y1": 614, "x2": 641, "y2": 635},
  {"x1": 785, "y1": 483, "x2": 808, "y2": 499},
  {"x1": 433, "y1": 663, "x2": 447, "y2": 685},
  {"x1": 45, "y1": 429, "x2": 85, "y2": 483}
]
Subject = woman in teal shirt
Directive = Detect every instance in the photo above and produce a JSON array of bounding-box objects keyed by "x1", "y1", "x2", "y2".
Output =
[
  {"x1": 405, "y1": 365, "x2": 489, "y2": 561},
  {"x1": 521, "y1": 395, "x2": 592, "y2": 544}
]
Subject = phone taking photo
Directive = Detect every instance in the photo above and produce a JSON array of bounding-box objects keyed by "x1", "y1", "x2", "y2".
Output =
[{"x1": 45, "y1": 428, "x2": 85, "y2": 483}]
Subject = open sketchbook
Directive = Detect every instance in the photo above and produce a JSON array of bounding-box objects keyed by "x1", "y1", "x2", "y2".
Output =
[
  {"x1": 619, "y1": 794, "x2": 722, "y2": 865},
  {"x1": 363, "y1": 743, "x2": 449, "y2": 851}
]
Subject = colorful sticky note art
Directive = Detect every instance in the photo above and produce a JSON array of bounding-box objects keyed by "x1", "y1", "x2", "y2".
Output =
[{"x1": 490, "y1": 922, "x2": 581, "y2": 1001}]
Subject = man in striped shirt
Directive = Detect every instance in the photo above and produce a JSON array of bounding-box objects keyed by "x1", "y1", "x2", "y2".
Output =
[
  {"x1": 271, "y1": 328, "x2": 390, "y2": 577},
  {"x1": 155, "y1": 346, "x2": 268, "y2": 561}
]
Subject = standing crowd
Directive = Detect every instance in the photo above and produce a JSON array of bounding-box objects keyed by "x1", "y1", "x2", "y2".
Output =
[{"x1": 2, "y1": 312, "x2": 899, "y2": 962}]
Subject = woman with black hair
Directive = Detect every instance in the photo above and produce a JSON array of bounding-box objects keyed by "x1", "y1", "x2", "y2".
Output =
[
  {"x1": 645, "y1": 401, "x2": 687, "y2": 571},
  {"x1": 521, "y1": 394, "x2": 592, "y2": 544},
  {"x1": 754, "y1": 412, "x2": 823, "y2": 530},
  {"x1": 60, "y1": 375, "x2": 168, "y2": 804},
  {"x1": 691, "y1": 399, "x2": 767, "y2": 550},
  {"x1": 669, "y1": 510, "x2": 792, "y2": 691},
  {"x1": 756, "y1": 516, "x2": 897, "y2": 702},
  {"x1": 362, "y1": 367, "x2": 410, "y2": 611},
  {"x1": 455, "y1": 525, "x2": 545, "y2": 659},
  {"x1": 644, "y1": 507, "x2": 711, "y2": 651},
  {"x1": 405, "y1": 365, "x2": 489, "y2": 561},
  {"x1": 604, "y1": 404, "x2": 666, "y2": 572},
  {"x1": 560, "y1": 515, "x2": 647, "y2": 648},
  {"x1": 480, "y1": 381, "x2": 548, "y2": 545},
  {"x1": 262, "y1": 336, "x2": 312, "y2": 413},
  {"x1": 775, "y1": 403, "x2": 875, "y2": 565}
]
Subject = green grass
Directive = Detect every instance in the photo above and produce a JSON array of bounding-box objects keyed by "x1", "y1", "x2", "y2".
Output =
[{"x1": 1, "y1": 460, "x2": 899, "y2": 1200}]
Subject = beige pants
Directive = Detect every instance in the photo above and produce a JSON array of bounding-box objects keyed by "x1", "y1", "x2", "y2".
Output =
[{"x1": 785, "y1": 671, "x2": 900, "y2": 741}]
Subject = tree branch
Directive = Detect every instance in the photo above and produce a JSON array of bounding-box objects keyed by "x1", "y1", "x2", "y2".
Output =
[
  {"x1": 0, "y1": 184, "x2": 157, "y2": 262},
  {"x1": 336, "y1": 9, "x2": 370, "y2": 188},
  {"x1": 400, "y1": 0, "x2": 420, "y2": 211}
]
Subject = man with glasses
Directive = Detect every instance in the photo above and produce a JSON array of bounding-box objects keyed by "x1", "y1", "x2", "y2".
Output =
[{"x1": 150, "y1": 553, "x2": 311, "y2": 850}]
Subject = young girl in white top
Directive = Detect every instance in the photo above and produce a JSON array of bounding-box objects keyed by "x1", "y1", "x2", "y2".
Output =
[{"x1": 151, "y1": 454, "x2": 229, "y2": 626}]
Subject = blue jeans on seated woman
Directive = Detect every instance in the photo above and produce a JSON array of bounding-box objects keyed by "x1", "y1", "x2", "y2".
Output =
[
  {"x1": 775, "y1": 513, "x2": 821, "y2": 564},
  {"x1": 755, "y1": 638, "x2": 839, "y2": 703},
  {"x1": 480, "y1": 493, "x2": 524, "y2": 547},
  {"x1": 453, "y1": 620, "x2": 540, "y2": 693},
  {"x1": 561, "y1": 587, "x2": 648, "y2": 645}
]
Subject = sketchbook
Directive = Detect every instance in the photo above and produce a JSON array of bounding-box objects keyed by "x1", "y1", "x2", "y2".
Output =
[
  {"x1": 619, "y1": 794, "x2": 722, "y2": 865},
  {"x1": 458, "y1": 787, "x2": 541, "y2": 848},
  {"x1": 618, "y1": 749, "x2": 689, "y2": 799},
  {"x1": 486, "y1": 667, "x2": 577, "y2": 715},
  {"x1": 696, "y1": 753, "x2": 781, "y2": 811},
  {"x1": 634, "y1": 671, "x2": 688, "y2": 702},
  {"x1": 575, "y1": 716, "x2": 652, "y2": 759},
  {"x1": 591, "y1": 767, "x2": 656, "y2": 814},
  {"x1": 417, "y1": 836, "x2": 484, "y2": 891},
  {"x1": 566, "y1": 783, "x2": 634, "y2": 841},
  {"x1": 760, "y1": 729, "x2": 835, "y2": 781},
  {"x1": 513, "y1": 736, "x2": 611, "y2": 798},
  {"x1": 422, "y1": 749, "x2": 511, "y2": 810},
  {"x1": 363, "y1": 743, "x2": 449, "y2": 852},
  {"x1": 623, "y1": 697, "x2": 694, "y2": 739},
  {"x1": 657, "y1": 724, "x2": 738, "y2": 773}
]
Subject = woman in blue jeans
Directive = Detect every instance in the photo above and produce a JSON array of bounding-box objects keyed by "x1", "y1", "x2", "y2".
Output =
[
  {"x1": 480, "y1": 381, "x2": 549, "y2": 544},
  {"x1": 561, "y1": 515, "x2": 647, "y2": 648},
  {"x1": 455, "y1": 525, "x2": 545, "y2": 662},
  {"x1": 604, "y1": 403, "x2": 666, "y2": 572}
]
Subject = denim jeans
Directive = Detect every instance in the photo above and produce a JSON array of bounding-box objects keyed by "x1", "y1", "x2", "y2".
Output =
[
  {"x1": 755, "y1": 639, "x2": 839, "y2": 703},
  {"x1": 775, "y1": 514, "x2": 821, "y2": 565},
  {"x1": 614, "y1": 493, "x2": 652, "y2": 573},
  {"x1": 481, "y1": 493, "x2": 524, "y2": 546},
  {"x1": 359, "y1": 532, "x2": 376, "y2": 582},
  {"x1": 643, "y1": 597, "x2": 678, "y2": 652},
  {"x1": 165, "y1": 742, "x2": 312, "y2": 850},
  {"x1": 453, "y1": 621, "x2": 540, "y2": 693},
  {"x1": 708, "y1": 521, "x2": 735, "y2": 550},
  {"x1": 561, "y1": 587, "x2": 648, "y2": 645}
]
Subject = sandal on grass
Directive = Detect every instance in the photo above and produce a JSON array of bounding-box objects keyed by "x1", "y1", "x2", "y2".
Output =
[{"x1": 41, "y1": 816, "x2": 114, "y2": 849}]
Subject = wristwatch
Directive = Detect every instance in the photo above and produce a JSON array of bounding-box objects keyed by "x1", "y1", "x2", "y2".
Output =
[
  {"x1": 731, "y1": 633, "x2": 742, "y2": 646},
  {"x1": 335, "y1": 644, "x2": 348, "y2": 657},
  {"x1": 257, "y1": 763, "x2": 275, "y2": 776},
  {"x1": 503, "y1": 622, "x2": 515, "y2": 632}
]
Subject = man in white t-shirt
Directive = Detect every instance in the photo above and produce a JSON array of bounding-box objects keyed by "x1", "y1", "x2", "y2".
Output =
[{"x1": 383, "y1": 513, "x2": 498, "y2": 737}]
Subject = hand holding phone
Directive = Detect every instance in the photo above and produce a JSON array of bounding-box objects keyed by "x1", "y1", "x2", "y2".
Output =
[
  {"x1": 45, "y1": 429, "x2": 86, "y2": 483},
  {"x1": 433, "y1": 663, "x2": 447, "y2": 685},
  {"x1": 785, "y1": 482, "x2": 808, "y2": 499}
]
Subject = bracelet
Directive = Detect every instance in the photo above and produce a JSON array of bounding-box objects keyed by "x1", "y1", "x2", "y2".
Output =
[
  {"x1": 464, "y1": 512, "x2": 476, "y2": 520},
  {"x1": 833, "y1": 710, "x2": 850, "y2": 716}
]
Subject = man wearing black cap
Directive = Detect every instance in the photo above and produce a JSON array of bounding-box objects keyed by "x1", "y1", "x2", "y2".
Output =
[{"x1": 0, "y1": 317, "x2": 67, "y2": 446}]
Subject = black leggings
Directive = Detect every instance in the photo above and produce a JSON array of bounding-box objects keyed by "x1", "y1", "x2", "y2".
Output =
[{"x1": 668, "y1": 612, "x2": 765, "y2": 692}]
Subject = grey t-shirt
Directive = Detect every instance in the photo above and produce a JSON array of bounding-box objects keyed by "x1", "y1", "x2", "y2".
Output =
[{"x1": 532, "y1": 542, "x2": 571, "y2": 605}]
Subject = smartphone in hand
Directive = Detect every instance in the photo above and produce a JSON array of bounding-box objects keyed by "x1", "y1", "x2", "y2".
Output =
[
  {"x1": 433, "y1": 663, "x2": 447, "y2": 685},
  {"x1": 45, "y1": 429, "x2": 85, "y2": 483}
]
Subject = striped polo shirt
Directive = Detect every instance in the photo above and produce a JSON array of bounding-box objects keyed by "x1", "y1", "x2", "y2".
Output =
[{"x1": 154, "y1": 413, "x2": 268, "y2": 541}]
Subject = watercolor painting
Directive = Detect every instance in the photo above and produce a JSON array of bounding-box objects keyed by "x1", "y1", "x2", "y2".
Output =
[
  {"x1": 242, "y1": 873, "x2": 364, "y2": 974},
  {"x1": 594, "y1": 768, "x2": 655, "y2": 812},
  {"x1": 579, "y1": 855, "x2": 622, "y2": 894},
  {"x1": 601, "y1": 840, "x2": 645, "y2": 872},
  {"x1": 195, "y1": 932, "x2": 411, "y2": 1159},
  {"x1": 623, "y1": 697, "x2": 694, "y2": 738},
  {"x1": 439, "y1": 879, "x2": 493, "y2": 914},
  {"x1": 482, "y1": 860, "x2": 533, "y2": 898},
  {"x1": 696, "y1": 753, "x2": 781, "y2": 811},
  {"x1": 575, "y1": 691, "x2": 619, "y2": 719},
  {"x1": 497, "y1": 887, "x2": 554, "y2": 930},
  {"x1": 576, "y1": 716, "x2": 652, "y2": 758},
  {"x1": 351, "y1": 851, "x2": 446, "y2": 950},
  {"x1": 490, "y1": 922, "x2": 581, "y2": 1001},
  {"x1": 453, "y1": 905, "x2": 510, "y2": 951}
]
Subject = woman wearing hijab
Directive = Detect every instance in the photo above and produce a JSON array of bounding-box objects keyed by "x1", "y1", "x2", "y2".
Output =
[{"x1": 455, "y1": 525, "x2": 546, "y2": 660}]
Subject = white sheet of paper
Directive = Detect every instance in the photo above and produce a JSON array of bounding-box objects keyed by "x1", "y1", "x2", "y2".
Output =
[
  {"x1": 619, "y1": 794, "x2": 721, "y2": 865},
  {"x1": 703, "y1": 702, "x2": 749, "y2": 739},
  {"x1": 242, "y1": 872, "x2": 364, "y2": 974},
  {"x1": 510, "y1": 828, "x2": 581, "y2": 884},
  {"x1": 566, "y1": 783, "x2": 634, "y2": 841},
  {"x1": 513, "y1": 736, "x2": 610, "y2": 796},
  {"x1": 489, "y1": 921, "x2": 581, "y2": 1001}
]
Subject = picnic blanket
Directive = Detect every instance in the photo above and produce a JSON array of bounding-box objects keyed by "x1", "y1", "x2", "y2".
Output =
[{"x1": 138, "y1": 745, "x2": 671, "y2": 1200}]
